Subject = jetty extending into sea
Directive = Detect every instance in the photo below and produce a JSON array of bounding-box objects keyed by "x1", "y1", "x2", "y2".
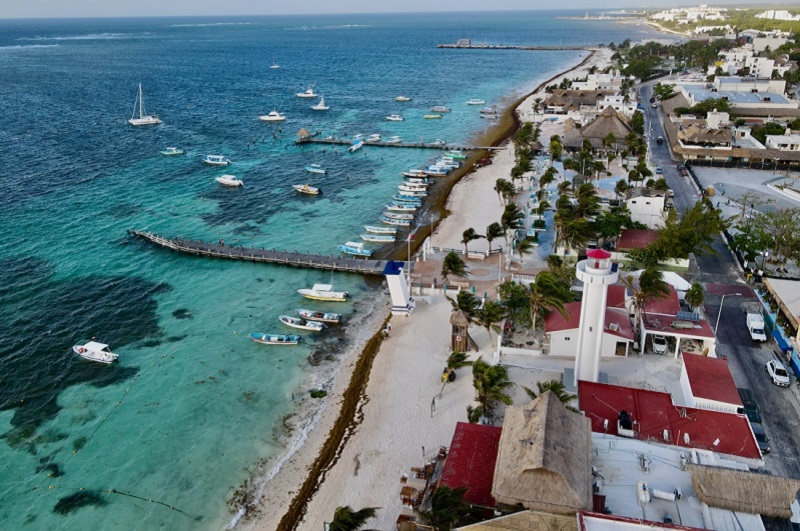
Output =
[
  {"x1": 295, "y1": 137, "x2": 496, "y2": 151},
  {"x1": 128, "y1": 230, "x2": 405, "y2": 276},
  {"x1": 437, "y1": 43, "x2": 585, "y2": 50}
]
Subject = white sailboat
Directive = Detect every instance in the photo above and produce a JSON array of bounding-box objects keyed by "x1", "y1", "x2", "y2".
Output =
[{"x1": 128, "y1": 83, "x2": 162, "y2": 126}]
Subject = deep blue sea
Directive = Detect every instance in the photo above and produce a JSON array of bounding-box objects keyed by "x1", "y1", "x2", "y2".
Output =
[{"x1": 0, "y1": 11, "x2": 666, "y2": 529}]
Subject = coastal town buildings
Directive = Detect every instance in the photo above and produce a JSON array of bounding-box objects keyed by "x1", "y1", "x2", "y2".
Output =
[
  {"x1": 650, "y1": 5, "x2": 727, "y2": 24},
  {"x1": 755, "y1": 10, "x2": 800, "y2": 22}
]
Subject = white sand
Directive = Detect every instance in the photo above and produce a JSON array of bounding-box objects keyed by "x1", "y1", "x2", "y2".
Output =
[{"x1": 240, "y1": 46, "x2": 616, "y2": 531}]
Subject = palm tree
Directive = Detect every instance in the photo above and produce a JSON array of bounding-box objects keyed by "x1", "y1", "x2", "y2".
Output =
[
  {"x1": 478, "y1": 300, "x2": 506, "y2": 344},
  {"x1": 684, "y1": 282, "x2": 704, "y2": 311},
  {"x1": 501, "y1": 203, "x2": 524, "y2": 248},
  {"x1": 614, "y1": 179, "x2": 630, "y2": 200},
  {"x1": 622, "y1": 269, "x2": 671, "y2": 333},
  {"x1": 485, "y1": 222, "x2": 505, "y2": 253},
  {"x1": 461, "y1": 228, "x2": 482, "y2": 255},
  {"x1": 539, "y1": 167, "x2": 558, "y2": 190},
  {"x1": 449, "y1": 291, "x2": 481, "y2": 322},
  {"x1": 516, "y1": 237, "x2": 536, "y2": 261},
  {"x1": 329, "y1": 506, "x2": 379, "y2": 531},
  {"x1": 494, "y1": 178, "x2": 514, "y2": 205},
  {"x1": 528, "y1": 271, "x2": 573, "y2": 335},
  {"x1": 441, "y1": 251, "x2": 468, "y2": 283},
  {"x1": 416, "y1": 486, "x2": 471, "y2": 531},
  {"x1": 466, "y1": 404, "x2": 485, "y2": 424},
  {"x1": 447, "y1": 351, "x2": 473, "y2": 371},
  {"x1": 471, "y1": 357, "x2": 513, "y2": 418},
  {"x1": 557, "y1": 180, "x2": 571, "y2": 195},
  {"x1": 523, "y1": 380, "x2": 578, "y2": 412}
]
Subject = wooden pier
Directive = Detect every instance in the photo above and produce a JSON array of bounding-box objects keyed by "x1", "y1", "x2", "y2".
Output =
[
  {"x1": 128, "y1": 230, "x2": 405, "y2": 276},
  {"x1": 437, "y1": 44, "x2": 585, "y2": 51},
  {"x1": 295, "y1": 138, "x2": 497, "y2": 151}
]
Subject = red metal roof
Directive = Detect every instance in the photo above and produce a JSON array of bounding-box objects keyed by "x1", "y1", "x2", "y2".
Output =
[
  {"x1": 578, "y1": 381, "x2": 761, "y2": 460},
  {"x1": 643, "y1": 313, "x2": 716, "y2": 339},
  {"x1": 587, "y1": 249, "x2": 611, "y2": 259},
  {"x1": 439, "y1": 422, "x2": 502, "y2": 507},
  {"x1": 682, "y1": 353, "x2": 742, "y2": 406},
  {"x1": 606, "y1": 284, "x2": 628, "y2": 309},
  {"x1": 544, "y1": 302, "x2": 633, "y2": 341},
  {"x1": 643, "y1": 287, "x2": 680, "y2": 316},
  {"x1": 617, "y1": 229, "x2": 659, "y2": 250}
]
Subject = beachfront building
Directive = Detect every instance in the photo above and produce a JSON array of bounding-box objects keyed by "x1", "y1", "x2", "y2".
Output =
[
  {"x1": 611, "y1": 229, "x2": 690, "y2": 269},
  {"x1": 650, "y1": 6, "x2": 727, "y2": 24},
  {"x1": 562, "y1": 106, "x2": 633, "y2": 150},
  {"x1": 639, "y1": 284, "x2": 717, "y2": 357},
  {"x1": 571, "y1": 70, "x2": 636, "y2": 92},
  {"x1": 765, "y1": 130, "x2": 800, "y2": 151},
  {"x1": 542, "y1": 89, "x2": 610, "y2": 116}
]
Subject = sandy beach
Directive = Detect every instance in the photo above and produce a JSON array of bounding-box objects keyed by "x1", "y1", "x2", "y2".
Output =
[{"x1": 238, "y1": 45, "x2": 616, "y2": 531}]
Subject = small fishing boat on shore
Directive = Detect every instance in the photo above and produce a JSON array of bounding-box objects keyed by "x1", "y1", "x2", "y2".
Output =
[
  {"x1": 397, "y1": 187, "x2": 427, "y2": 197},
  {"x1": 293, "y1": 183, "x2": 321, "y2": 195},
  {"x1": 479, "y1": 107, "x2": 499, "y2": 115},
  {"x1": 380, "y1": 215, "x2": 411, "y2": 226},
  {"x1": 204, "y1": 154, "x2": 231, "y2": 166},
  {"x1": 72, "y1": 341, "x2": 119, "y2": 364},
  {"x1": 423, "y1": 167, "x2": 449, "y2": 177},
  {"x1": 395, "y1": 95, "x2": 412, "y2": 102},
  {"x1": 279, "y1": 315, "x2": 326, "y2": 331},
  {"x1": 364, "y1": 225, "x2": 398, "y2": 234},
  {"x1": 249, "y1": 333, "x2": 301, "y2": 345},
  {"x1": 430, "y1": 105, "x2": 451, "y2": 113},
  {"x1": 296, "y1": 309, "x2": 342, "y2": 323},
  {"x1": 466, "y1": 98, "x2": 486, "y2": 105},
  {"x1": 347, "y1": 139, "x2": 364, "y2": 153},
  {"x1": 423, "y1": 114, "x2": 442, "y2": 119},
  {"x1": 338, "y1": 241, "x2": 373, "y2": 257},
  {"x1": 445, "y1": 150, "x2": 467, "y2": 159},
  {"x1": 403, "y1": 169, "x2": 427, "y2": 178},
  {"x1": 403, "y1": 177, "x2": 431, "y2": 185},
  {"x1": 383, "y1": 211, "x2": 414, "y2": 220},
  {"x1": 298, "y1": 284, "x2": 349, "y2": 302},
  {"x1": 386, "y1": 136, "x2": 402, "y2": 144},
  {"x1": 386, "y1": 114, "x2": 404, "y2": 122},
  {"x1": 393, "y1": 194, "x2": 423, "y2": 203},
  {"x1": 259, "y1": 110, "x2": 286, "y2": 122},
  {"x1": 311, "y1": 97, "x2": 329, "y2": 111},
  {"x1": 305, "y1": 164, "x2": 327, "y2": 174},
  {"x1": 385, "y1": 203, "x2": 418, "y2": 212},
  {"x1": 161, "y1": 147, "x2": 185, "y2": 156},
  {"x1": 361, "y1": 233, "x2": 396, "y2": 243},
  {"x1": 296, "y1": 85, "x2": 317, "y2": 98},
  {"x1": 215, "y1": 175, "x2": 243, "y2": 187}
]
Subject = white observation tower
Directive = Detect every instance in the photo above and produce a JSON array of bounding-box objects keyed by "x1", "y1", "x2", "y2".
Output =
[{"x1": 573, "y1": 249, "x2": 619, "y2": 387}]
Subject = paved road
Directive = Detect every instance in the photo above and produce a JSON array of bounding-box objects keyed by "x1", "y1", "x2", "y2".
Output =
[{"x1": 641, "y1": 82, "x2": 800, "y2": 481}]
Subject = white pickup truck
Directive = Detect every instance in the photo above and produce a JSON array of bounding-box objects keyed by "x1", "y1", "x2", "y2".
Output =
[{"x1": 741, "y1": 302, "x2": 767, "y2": 341}]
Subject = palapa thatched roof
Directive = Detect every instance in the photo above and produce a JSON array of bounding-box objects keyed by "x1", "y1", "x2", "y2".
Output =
[
  {"x1": 677, "y1": 124, "x2": 732, "y2": 146},
  {"x1": 687, "y1": 464, "x2": 800, "y2": 519},
  {"x1": 563, "y1": 107, "x2": 632, "y2": 150},
  {"x1": 544, "y1": 89, "x2": 610, "y2": 112},
  {"x1": 296, "y1": 128, "x2": 311, "y2": 138},
  {"x1": 455, "y1": 509, "x2": 577, "y2": 530},
  {"x1": 491, "y1": 391, "x2": 592, "y2": 515},
  {"x1": 450, "y1": 310, "x2": 471, "y2": 326}
]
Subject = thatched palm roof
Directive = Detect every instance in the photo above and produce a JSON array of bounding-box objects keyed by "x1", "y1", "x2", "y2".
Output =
[
  {"x1": 563, "y1": 107, "x2": 632, "y2": 150},
  {"x1": 677, "y1": 124, "x2": 731, "y2": 146},
  {"x1": 455, "y1": 509, "x2": 577, "y2": 530},
  {"x1": 450, "y1": 310, "x2": 471, "y2": 326},
  {"x1": 296, "y1": 128, "x2": 311, "y2": 138},
  {"x1": 687, "y1": 464, "x2": 800, "y2": 518},
  {"x1": 491, "y1": 391, "x2": 592, "y2": 515}
]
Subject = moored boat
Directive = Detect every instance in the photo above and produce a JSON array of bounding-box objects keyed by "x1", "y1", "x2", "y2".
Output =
[
  {"x1": 311, "y1": 97, "x2": 329, "y2": 111},
  {"x1": 298, "y1": 284, "x2": 349, "y2": 302},
  {"x1": 347, "y1": 139, "x2": 364, "y2": 153},
  {"x1": 249, "y1": 333, "x2": 301, "y2": 345},
  {"x1": 479, "y1": 107, "x2": 499, "y2": 115},
  {"x1": 395, "y1": 96, "x2": 412, "y2": 102},
  {"x1": 386, "y1": 136, "x2": 402, "y2": 144},
  {"x1": 259, "y1": 110, "x2": 286, "y2": 122},
  {"x1": 366, "y1": 134, "x2": 382, "y2": 143},
  {"x1": 430, "y1": 106, "x2": 451, "y2": 113},
  {"x1": 403, "y1": 177, "x2": 431, "y2": 185},
  {"x1": 385, "y1": 203, "x2": 418, "y2": 212},
  {"x1": 445, "y1": 150, "x2": 467, "y2": 159},
  {"x1": 279, "y1": 315, "x2": 326, "y2": 331},
  {"x1": 296, "y1": 309, "x2": 342, "y2": 323},
  {"x1": 293, "y1": 183, "x2": 321, "y2": 195},
  {"x1": 382, "y1": 211, "x2": 414, "y2": 220},
  {"x1": 161, "y1": 147, "x2": 185, "y2": 156},
  {"x1": 380, "y1": 215, "x2": 411, "y2": 226},
  {"x1": 203, "y1": 154, "x2": 231, "y2": 166},
  {"x1": 397, "y1": 187, "x2": 427, "y2": 197},
  {"x1": 423, "y1": 114, "x2": 442, "y2": 119},
  {"x1": 364, "y1": 225, "x2": 398, "y2": 234},
  {"x1": 72, "y1": 341, "x2": 119, "y2": 364},
  {"x1": 402, "y1": 169, "x2": 427, "y2": 178},
  {"x1": 466, "y1": 98, "x2": 486, "y2": 105},
  {"x1": 361, "y1": 233, "x2": 396, "y2": 243},
  {"x1": 296, "y1": 85, "x2": 317, "y2": 98},
  {"x1": 305, "y1": 164, "x2": 327, "y2": 174},
  {"x1": 393, "y1": 194, "x2": 424, "y2": 203},
  {"x1": 215, "y1": 175, "x2": 243, "y2": 187},
  {"x1": 386, "y1": 114, "x2": 404, "y2": 122},
  {"x1": 338, "y1": 241, "x2": 373, "y2": 257},
  {"x1": 128, "y1": 83, "x2": 161, "y2": 126}
]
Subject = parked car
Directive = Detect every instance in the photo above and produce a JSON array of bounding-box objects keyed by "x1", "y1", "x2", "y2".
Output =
[
  {"x1": 751, "y1": 422, "x2": 771, "y2": 454},
  {"x1": 652, "y1": 334, "x2": 668, "y2": 354},
  {"x1": 737, "y1": 388, "x2": 763, "y2": 424},
  {"x1": 676, "y1": 163, "x2": 686, "y2": 171},
  {"x1": 656, "y1": 166, "x2": 663, "y2": 174},
  {"x1": 766, "y1": 359, "x2": 791, "y2": 387}
]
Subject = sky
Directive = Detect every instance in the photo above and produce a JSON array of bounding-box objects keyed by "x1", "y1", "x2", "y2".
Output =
[{"x1": 0, "y1": 0, "x2": 789, "y2": 19}]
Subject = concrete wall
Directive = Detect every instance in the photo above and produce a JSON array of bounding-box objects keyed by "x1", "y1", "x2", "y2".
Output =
[{"x1": 548, "y1": 330, "x2": 622, "y2": 358}]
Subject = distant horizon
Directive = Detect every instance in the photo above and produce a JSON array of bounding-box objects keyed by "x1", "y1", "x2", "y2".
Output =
[{"x1": 0, "y1": 1, "x2": 791, "y2": 21}]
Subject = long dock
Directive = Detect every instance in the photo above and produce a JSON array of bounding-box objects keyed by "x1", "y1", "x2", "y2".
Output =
[
  {"x1": 295, "y1": 138, "x2": 496, "y2": 151},
  {"x1": 437, "y1": 44, "x2": 585, "y2": 50},
  {"x1": 128, "y1": 230, "x2": 404, "y2": 276}
]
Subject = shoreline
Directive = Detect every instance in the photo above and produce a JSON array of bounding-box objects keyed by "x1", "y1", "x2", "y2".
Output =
[{"x1": 234, "y1": 47, "x2": 606, "y2": 531}]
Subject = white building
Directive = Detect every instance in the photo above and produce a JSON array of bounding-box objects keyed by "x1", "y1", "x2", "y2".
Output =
[
  {"x1": 572, "y1": 70, "x2": 635, "y2": 92},
  {"x1": 679, "y1": 352, "x2": 743, "y2": 414},
  {"x1": 765, "y1": 131, "x2": 800, "y2": 151},
  {"x1": 624, "y1": 188, "x2": 667, "y2": 229},
  {"x1": 745, "y1": 56, "x2": 776, "y2": 79},
  {"x1": 595, "y1": 95, "x2": 638, "y2": 118},
  {"x1": 756, "y1": 10, "x2": 800, "y2": 22},
  {"x1": 752, "y1": 35, "x2": 789, "y2": 53}
]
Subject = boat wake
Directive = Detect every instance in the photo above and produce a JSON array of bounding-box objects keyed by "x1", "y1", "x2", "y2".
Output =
[
  {"x1": 19, "y1": 32, "x2": 150, "y2": 41},
  {"x1": 0, "y1": 44, "x2": 59, "y2": 51}
]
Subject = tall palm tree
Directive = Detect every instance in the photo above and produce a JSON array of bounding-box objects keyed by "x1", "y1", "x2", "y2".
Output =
[
  {"x1": 494, "y1": 178, "x2": 514, "y2": 205},
  {"x1": 516, "y1": 237, "x2": 536, "y2": 261},
  {"x1": 471, "y1": 357, "x2": 513, "y2": 418},
  {"x1": 501, "y1": 203, "x2": 524, "y2": 248},
  {"x1": 614, "y1": 179, "x2": 630, "y2": 200},
  {"x1": 447, "y1": 351, "x2": 473, "y2": 371},
  {"x1": 485, "y1": 222, "x2": 505, "y2": 253},
  {"x1": 329, "y1": 506, "x2": 379, "y2": 531},
  {"x1": 441, "y1": 251, "x2": 468, "y2": 283},
  {"x1": 478, "y1": 300, "x2": 506, "y2": 344},
  {"x1": 539, "y1": 167, "x2": 558, "y2": 190},
  {"x1": 523, "y1": 380, "x2": 578, "y2": 412},
  {"x1": 528, "y1": 271, "x2": 573, "y2": 334},
  {"x1": 416, "y1": 486, "x2": 471, "y2": 531},
  {"x1": 621, "y1": 269, "x2": 671, "y2": 333},
  {"x1": 461, "y1": 228, "x2": 482, "y2": 255},
  {"x1": 449, "y1": 291, "x2": 481, "y2": 323}
]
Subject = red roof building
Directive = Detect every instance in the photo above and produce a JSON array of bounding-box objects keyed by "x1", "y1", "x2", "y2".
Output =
[
  {"x1": 616, "y1": 229, "x2": 659, "y2": 251},
  {"x1": 643, "y1": 286, "x2": 680, "y2": 316},
  {"x1": 439, "y1": 422, "x2": 502, "y2": 507},
  {"x1": 544, "y1": 301, "x2": 634, "y2": 357},
  {"x1": 606, "y1": 284, "x2": 629, "y2": 309},
  {"x1": 680, "y1": 353, "x2": 742, "y2": 414},
  {"x1": 578, "y1": 381, "x2": 761, "y2": 460}
]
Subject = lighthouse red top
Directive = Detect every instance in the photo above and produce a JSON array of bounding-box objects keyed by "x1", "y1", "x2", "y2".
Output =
[{"x1": 586, "y1": 249, "x2": 612, "y2": 259}]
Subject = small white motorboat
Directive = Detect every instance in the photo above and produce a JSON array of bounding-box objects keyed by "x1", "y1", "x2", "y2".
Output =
[
  {"x1": 385, "y1": 203, "x2": 418, "y2": 212},
  {"x1": 297, "y1": 284, "x2": 349, "y2": 302},
  {"x1": 386, "y1": 114, "x2": 404, "y2": 122},
  {"x1": 338, "y1": 241, "x2": 373, "y2": 257},
  {"x1": 73, "y1": 341, "x2": 119, "y2": 364},
  {"x1": 402, "y1": 169, "x2": 426, "y2": 178},
  {"x1": 249, "y1": 333, "x2": 300, "y2": 345},
  {"x1": 293, "y1": 183, "x2": 321, "y2": 195},
  {"x1": 259, "y1": 110, "x2": 286, "y2": 122},
  {"x1": 366, "y1": 134, "x2": 381, "y2": 143},
  {"x1": 203, "y1": 154, "x2": 231, "y2": 166},
  {"x1": 305, "y1": 164, "x2": 327, "y2": 174},
  {"x1": 311, "y1": 97, "x2": 329, "y2": 111},
  {"x1": 423, "y1": 114, "x2": 442, "y2": 119},
  {"x1": 395, "y1": 96, "x2": 412, "y2": 102},
  {"x1": 348, "y1": 139, "x2": 364, "y2": 153},
  {"x1": 128, "y1": 83, "x2": 162, "y2": 126},
  {"x1": 364, "y1": 225, "x2": 398, "y2": 234},
  {"x1": 296, "y1": 85, "x2": 317, "y2": 98},
  {"x1": 296, "y1": 309, "x2": 342, "y2": 323},
  {"x1": 380, "y1": 215, "x2": 411, "y2": 226},
  {"x1": 386, "y1": 136, "x2": 402, "y2": 144},
  {"x1": 466, "y1": 98, "x2": 486, "y2": 105},
  {"x1": 215, "y1": 175, "x2": 243, "y2": 187},
  {"x1": 382, "y1": 211, "x2": 415, "y2": 220},
  {"x1": 430, "y1": 106, "x2": 451, "y2": 113},
  {"x1": 430, "y1": 139, "x2": 447, "y2": 146},
  {"x1": 279, "y1": 315, "x2": 326, "y2": 331},
  {"x1": 161, "y1": 147, "x2": 185, "y2": 156},
  {"x1": 361, "y1": 233, "x2": 396, "y2": 243}
]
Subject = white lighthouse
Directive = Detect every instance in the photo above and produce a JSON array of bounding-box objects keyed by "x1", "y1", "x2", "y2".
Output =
[{"x1": 573, "y1": 249, "x2": 619, "y2": 387}]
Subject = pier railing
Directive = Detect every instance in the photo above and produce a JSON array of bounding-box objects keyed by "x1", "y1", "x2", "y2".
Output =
[{"x1": 128, "y1": 230, "x2": 404, "y2": 276}]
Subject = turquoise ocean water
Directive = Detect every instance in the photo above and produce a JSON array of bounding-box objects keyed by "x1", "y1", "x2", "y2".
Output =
[{"x1": 0, "y1": 11, "x2": 665, "y2": 529}]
